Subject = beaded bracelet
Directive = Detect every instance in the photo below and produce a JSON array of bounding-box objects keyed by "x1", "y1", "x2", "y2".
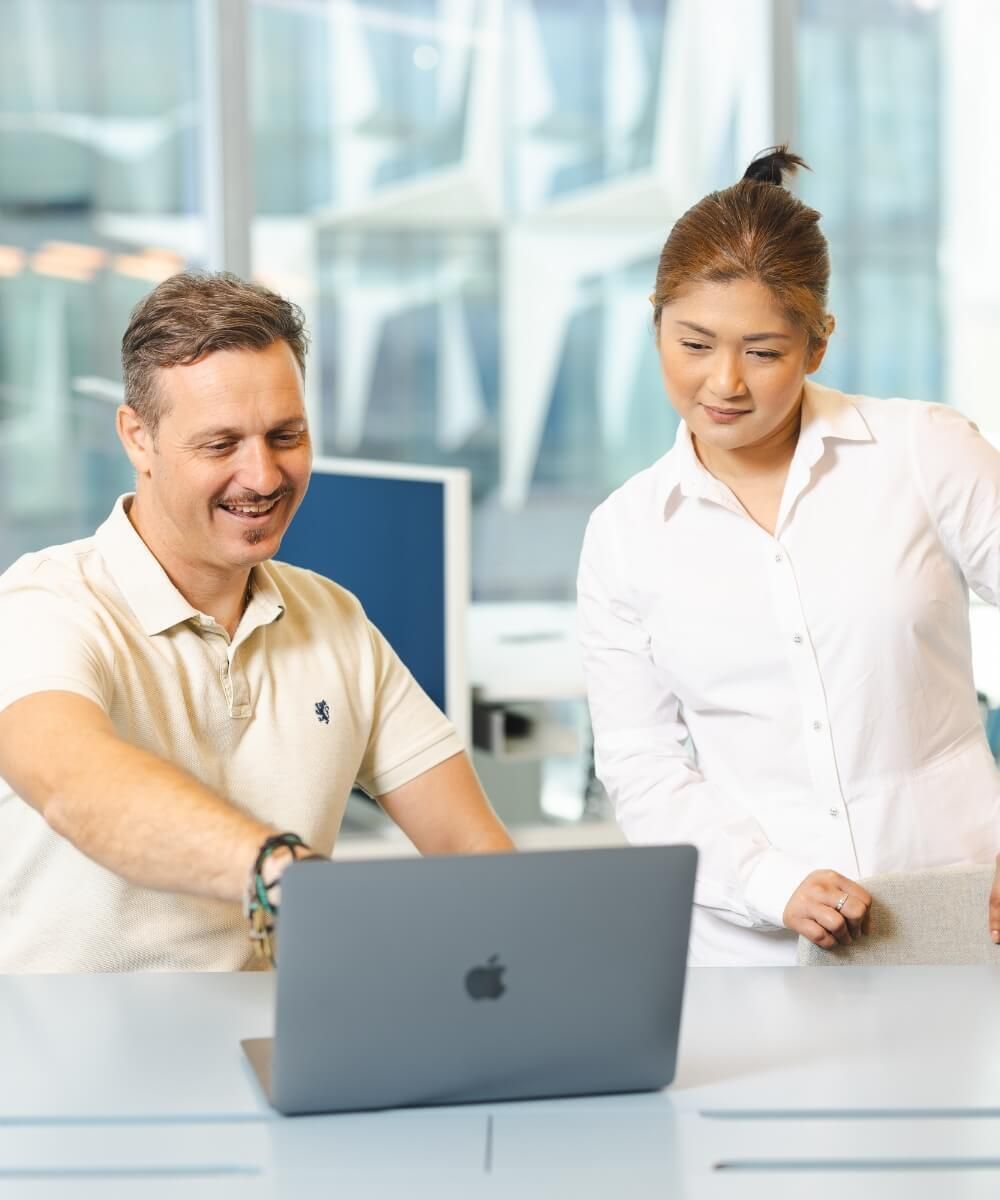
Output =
[{"x1": 245, "y1": 832, "x2": 310, "y2": 966}]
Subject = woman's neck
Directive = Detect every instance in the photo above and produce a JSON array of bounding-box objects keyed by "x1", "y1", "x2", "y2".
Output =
[{"x1": 693, "y1": 398, "x2": 802, "y2": 485}]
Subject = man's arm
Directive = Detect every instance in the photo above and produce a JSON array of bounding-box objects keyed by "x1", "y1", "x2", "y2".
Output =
[
  {"x1": 377, "y1": 751, "x2": 514, "y2": 855},
  {"x1": 0, "y1": 691, "x2": 310, "y2": 903}
]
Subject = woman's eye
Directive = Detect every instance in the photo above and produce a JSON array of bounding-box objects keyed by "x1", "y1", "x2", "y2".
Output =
[
  {"x1": 749, "y1": 350, "x2": 780, "y2": 361},
  {"x1": 680, "y1": 341, "x2": 710, "y2": 351}
]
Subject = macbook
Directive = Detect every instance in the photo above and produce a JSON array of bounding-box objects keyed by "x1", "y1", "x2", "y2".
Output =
[{"x1": 242, "y1": 844, "x2": 697, "y2": 1115}]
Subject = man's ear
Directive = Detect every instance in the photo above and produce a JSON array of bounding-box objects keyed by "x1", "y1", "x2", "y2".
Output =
[
  {"x1": 116, "y1": 405, "x2": 155, "y2": 477},
  {"x1": 806, "y1": 314, "x2": 836, "y2": 375}
]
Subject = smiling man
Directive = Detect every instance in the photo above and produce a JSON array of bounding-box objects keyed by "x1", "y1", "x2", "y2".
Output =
[{"x1": 0, "y1": 272, "x2": 513, "y2": 973}]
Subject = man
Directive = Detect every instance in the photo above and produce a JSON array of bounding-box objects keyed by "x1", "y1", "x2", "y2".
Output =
[{"x1": 0, "y1": 272, "x2": 514, "y2": 972}]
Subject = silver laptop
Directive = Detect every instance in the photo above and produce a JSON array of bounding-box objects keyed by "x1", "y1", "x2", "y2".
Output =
[{"x1": 242, "y1": 845, "x2": 696, "y2": 1115}]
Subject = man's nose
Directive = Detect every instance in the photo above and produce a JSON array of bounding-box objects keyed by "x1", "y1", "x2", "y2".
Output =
[{"x1": 237, "y1": 439, "x2": 284, "y2": 496}]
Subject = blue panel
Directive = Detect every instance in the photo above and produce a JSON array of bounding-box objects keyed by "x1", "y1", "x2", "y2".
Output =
[{"x1": 276, "y1": 471, "x2": 447, "y2": 714}]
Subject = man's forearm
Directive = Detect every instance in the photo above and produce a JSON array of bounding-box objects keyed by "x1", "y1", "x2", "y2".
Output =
[
  {"x1": 44, "y1": 733, "x2": 277, "y2": 902},
  {"x1": 1, "y1": 693, "x2": 303, "y2": 904},
  {"x1": 378, "y1": 751, "x2": 515, "y2": 855}
]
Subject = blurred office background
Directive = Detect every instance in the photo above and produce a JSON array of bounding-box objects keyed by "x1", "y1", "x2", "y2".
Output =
[{"x1": 2, "y1": 0, "x2": 998, "y2": 821}]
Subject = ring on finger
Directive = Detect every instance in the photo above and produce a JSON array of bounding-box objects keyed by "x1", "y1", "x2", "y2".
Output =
[{"x1": 834, "y1": 892, "x2": 850, "y2": 913}]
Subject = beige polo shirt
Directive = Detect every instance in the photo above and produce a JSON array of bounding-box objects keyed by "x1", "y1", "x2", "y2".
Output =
[{"x1": 0, "y1": 496, "x2": 464, "y2": 972}]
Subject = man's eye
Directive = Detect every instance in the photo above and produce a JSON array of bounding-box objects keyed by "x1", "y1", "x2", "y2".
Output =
[
  {"x1": 206, "y1": 442, "x2": 234, "y2": 453},
  {"x1": 272, "y1": 432, "x2": 303, "y2": 445}
]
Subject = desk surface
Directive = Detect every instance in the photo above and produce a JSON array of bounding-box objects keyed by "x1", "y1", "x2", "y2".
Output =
[{"x1": 4, "y1": 967, "x2": 1000, "y2": 1198}]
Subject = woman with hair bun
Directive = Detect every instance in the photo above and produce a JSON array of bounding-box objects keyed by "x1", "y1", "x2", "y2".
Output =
[{"x1": 577, "y1": 147, "x2": 1000, "y2": 966}]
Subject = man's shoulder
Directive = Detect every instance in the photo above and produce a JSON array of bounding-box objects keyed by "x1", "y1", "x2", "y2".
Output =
[{"x1": 0, "y1": 532, "x2": 108, "y2": 599}]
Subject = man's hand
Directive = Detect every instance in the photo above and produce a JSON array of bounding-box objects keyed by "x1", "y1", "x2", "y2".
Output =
[
  {"x1": 990, "y1": 855, "x2": 1000, "y2": 946},
  {"x1": 258, "y1": 842, "x2": 325, "y2": 912},
  {"x1": 783, "y1": 869, "x2": 873, "y2": 949}
]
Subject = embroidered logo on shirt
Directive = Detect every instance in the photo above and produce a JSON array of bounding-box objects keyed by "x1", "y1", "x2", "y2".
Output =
[{"x1": 315, "y1": 700, "x2": 330, "y2": 725}]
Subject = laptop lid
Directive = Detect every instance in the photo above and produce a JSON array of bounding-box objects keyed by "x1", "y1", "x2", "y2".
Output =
[{"x1": 246, "y1": 845, "x2": 696, "y2": 1115}]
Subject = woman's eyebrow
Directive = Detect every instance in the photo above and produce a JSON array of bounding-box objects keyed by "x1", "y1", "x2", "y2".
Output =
[{"x1": 675, "y1": 320, "x2": 792, "y2": 342}]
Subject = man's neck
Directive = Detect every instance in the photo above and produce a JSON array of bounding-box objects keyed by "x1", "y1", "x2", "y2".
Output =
[{"x1": 126, "y1": 495, "x2": 250, "y2": 636}]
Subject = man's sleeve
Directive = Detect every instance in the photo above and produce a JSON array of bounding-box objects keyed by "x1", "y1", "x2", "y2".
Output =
[
  {"x1": 0, "y1": 565, "x2": 114, "y2": 717},
  {"x1": 354, "y1": 619, "x2": 464, "y2": 797}
]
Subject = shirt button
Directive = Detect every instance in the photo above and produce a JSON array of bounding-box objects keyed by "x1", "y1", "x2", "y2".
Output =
[
  {"x1": 774, "y1": 553, "x2": 783, "y2": 564},
  {"x1": 812, "y1": 720, "x2": 823, "y2": 731},
  {"x1": 792, "y1": 633, "x2": 803, "y2": 645},
  {"x1": 829, "y1": 807, "x2": 839, "y2": 818}
]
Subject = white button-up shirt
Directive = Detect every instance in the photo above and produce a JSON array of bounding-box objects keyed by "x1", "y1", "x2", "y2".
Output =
[{"x1": 577, "y1": 381, "x2": 1000, "y2": 965}]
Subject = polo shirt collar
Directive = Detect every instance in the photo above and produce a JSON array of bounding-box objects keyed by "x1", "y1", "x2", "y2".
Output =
[
  {"x1": 654, "y1": 381, "x2": 872, "y2": 522},
  {"x1": 95, "y1": 495, "x2": 285, "y2": 637}
]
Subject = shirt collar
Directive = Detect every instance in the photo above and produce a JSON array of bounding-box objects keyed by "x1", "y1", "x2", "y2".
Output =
[
  {"x1": 653, "y1": 381, "x2": 873, "y2": 522},
  {"x1": 94, "y1": 495, "x2": 285, "y2": 636}
]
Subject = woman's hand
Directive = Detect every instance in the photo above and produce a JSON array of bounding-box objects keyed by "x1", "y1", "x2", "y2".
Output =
[
  {"x1": 782, "y1": 870, "x2": 873, "y2": 949},
  {"x1": 989, "y1": 855, "x2": 1000, "y2": 945}
]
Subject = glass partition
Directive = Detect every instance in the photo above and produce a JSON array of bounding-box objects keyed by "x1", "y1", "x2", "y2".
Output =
[{"x1": 0, "y1": 0, "x2": 203, "y2": 566}]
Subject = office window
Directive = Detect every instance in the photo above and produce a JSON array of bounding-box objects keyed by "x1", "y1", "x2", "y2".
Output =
[
  {"x1": 0, "y1": 0, "x2": 202, "y2": 568},
  {"x1": 796, "y1": 0, "x2": 942, "y2": 403},
  {"x1": 251, "y1": 0, "x2": 772, "y2": 599}
]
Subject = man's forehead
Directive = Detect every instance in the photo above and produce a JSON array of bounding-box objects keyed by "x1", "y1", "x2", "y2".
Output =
[{"x1": 154, "y1": 345, "x2": 306, "y2": 429}]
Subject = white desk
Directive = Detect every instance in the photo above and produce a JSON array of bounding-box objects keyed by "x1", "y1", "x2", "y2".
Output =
[{"x1": 4, "y1": 967, "x2": 1000, "y2": 1197}]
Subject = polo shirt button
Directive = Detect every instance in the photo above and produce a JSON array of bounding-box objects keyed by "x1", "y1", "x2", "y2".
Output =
[
  {"x1": 792, "y1": 633, "x2": 803, "y2": 645},
  {"x1": 774, "y1": 553, "x2": 783, "y2": 564},
  {"x1": 828, "y1": 807, "x2": 839, "y2": 818},
  {"x1": 812, "y1": 720, "x2": 822, "y2": 731}
]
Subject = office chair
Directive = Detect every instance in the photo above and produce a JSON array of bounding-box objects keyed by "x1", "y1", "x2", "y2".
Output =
[{"x1": 797, "y1": 864, "x2": 1000, "y2": 966}]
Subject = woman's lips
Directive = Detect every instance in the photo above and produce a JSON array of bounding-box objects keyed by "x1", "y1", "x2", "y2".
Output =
[{"x1": 703, "y1": 404, "x2": 751, "y2": 425}]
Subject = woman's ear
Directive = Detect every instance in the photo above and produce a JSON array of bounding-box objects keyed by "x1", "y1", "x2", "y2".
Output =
[{"x1": 806, "y1": 315, "x2": 836, "y2": 374}]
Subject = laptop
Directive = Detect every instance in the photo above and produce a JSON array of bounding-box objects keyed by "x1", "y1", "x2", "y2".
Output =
[{"x1": 241, "y1": 844, "x2": 697, "y2": 1115}]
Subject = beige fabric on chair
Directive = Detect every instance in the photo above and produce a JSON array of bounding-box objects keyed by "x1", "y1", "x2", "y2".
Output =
[{"x1": 797, "y1": 864, "x2": 1000, "y2": 966}]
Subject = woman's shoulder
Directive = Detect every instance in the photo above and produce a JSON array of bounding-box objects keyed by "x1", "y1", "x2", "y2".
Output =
[
  {"x1": 588, "y1": 447, "x2": 680, "y2": 532},
  {"x1": 808, "y1": 379, "x2": 938, "y2": 427},
  {"x1": 807, "y1": 381, "x2": 987, "y2": 455}
]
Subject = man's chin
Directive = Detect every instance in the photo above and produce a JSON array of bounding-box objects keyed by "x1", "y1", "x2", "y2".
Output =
[{"x1": 218, "y1": 522, "x2": 285, "y2": 560}]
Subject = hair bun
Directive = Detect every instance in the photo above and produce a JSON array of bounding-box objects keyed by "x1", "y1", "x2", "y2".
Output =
[{"x1": 742, "y1": 145, "x2": 810, "y2": 187}]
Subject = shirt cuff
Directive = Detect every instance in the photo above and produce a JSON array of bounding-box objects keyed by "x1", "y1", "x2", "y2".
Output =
[{"x1": 743, "y1": 848, "x2": 815, "y2": 929}]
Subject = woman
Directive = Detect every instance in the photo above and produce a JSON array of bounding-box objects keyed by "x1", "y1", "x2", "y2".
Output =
[{"x1": 577, "y1": 147, "x2": 1000, "y2": 966}]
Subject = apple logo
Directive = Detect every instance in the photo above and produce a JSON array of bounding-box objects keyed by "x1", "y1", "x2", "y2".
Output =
[{"x1": 464, "y1": 954, "x2": 506, "y2": 1001}]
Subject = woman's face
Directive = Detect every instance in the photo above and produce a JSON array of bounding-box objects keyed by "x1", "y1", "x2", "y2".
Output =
[{"x1": 657, "y1": 278, "x2": 829, "y2": 454}]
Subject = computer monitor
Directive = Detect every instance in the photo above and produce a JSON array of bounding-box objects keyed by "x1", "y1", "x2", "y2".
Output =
[{"x1": 276, "y1": 457, "x2": 471, "y2": 746}]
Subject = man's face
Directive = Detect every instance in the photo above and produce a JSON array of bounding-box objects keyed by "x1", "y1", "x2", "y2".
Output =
[{"x1": 128, "y1": 340, "x2": 312, "y2": 576}]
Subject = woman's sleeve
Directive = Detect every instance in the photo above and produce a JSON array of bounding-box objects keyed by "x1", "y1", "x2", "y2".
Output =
[
  {"x1": 909, "y1": 403, "x2": 1000, "y2": 606},
  {"x1": 576, "y1": 507, "x2": 813, "y2": 930}
]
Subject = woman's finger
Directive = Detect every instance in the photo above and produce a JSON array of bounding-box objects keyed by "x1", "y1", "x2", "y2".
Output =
[
  {"x1": 826, "y1": 878, "x2": 872, "y2": 937},
  {"x1": 836, "y1": 895, "x2": 865, "y2": 939},
  {"x1": 812, "y1": 903, "x2": 852, "y2": 946},
  {"x1": 799, "y1": 917, "x2": 837, "y2": 950},
  {"x1": 988, "y1": 867, "x2": 1000, "y2": 944}
]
